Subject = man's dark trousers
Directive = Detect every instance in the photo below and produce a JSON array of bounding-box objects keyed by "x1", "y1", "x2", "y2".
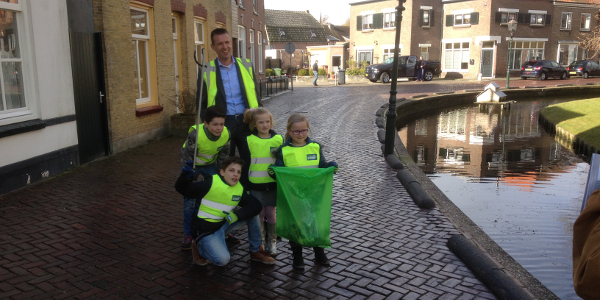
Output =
[{"x1": 225, "y1": 114, "x2": 247, "y2": 156}]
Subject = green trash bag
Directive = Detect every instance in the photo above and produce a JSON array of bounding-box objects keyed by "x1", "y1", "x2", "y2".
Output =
[{"x1": 273, "y1": 166, "x2": 335, "y2": 248}]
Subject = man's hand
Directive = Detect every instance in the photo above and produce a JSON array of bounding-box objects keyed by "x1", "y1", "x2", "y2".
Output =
[
  {"x1": 223, "y1": 211, "x2": 238, "y2": 224},
  {"x1": 182, "y1": 161, "x2": 195, "y2": 179},
  {"x1": 268, "y1": 166, "x2": 275, "y2": 175},
  {"x1": 328, "y1": 162, "x2": 339, "y2": 174}
]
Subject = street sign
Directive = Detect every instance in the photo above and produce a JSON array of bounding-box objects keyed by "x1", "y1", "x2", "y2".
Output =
[{"x1": 285, "y1": 42, "x2": 295, "y2": 54}]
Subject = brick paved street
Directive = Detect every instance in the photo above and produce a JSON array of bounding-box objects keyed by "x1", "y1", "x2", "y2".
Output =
[{"x1": 3, "y1": 77, "x2": 598, "y2": 299}]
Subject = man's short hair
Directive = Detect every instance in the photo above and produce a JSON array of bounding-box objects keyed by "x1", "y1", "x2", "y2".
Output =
[
  {"x1": 221, "y1": 157, "x2": 245, "y2": 170},
  {"x1": 211, "y1": 28, "x2": 229, "y2": 45},
  {"x1": 204, "y1": 106, "x2": 226, "y2": 123}
]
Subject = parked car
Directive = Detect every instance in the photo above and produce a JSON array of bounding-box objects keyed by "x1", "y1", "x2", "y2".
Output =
[
  {"x1": 568, "y1": 60, "x2": 600, "y2": 79},
  {"x1": 365, "y1": 55, "x2": 441, "y2": 83},
  {"x1": 520, "y1": 60, "x2": 568, "y2": 80}
]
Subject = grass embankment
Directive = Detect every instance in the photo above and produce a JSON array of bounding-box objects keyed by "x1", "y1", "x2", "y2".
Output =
[{"x1": 541, "y1": 98, "x2": 600, "y2": 150}]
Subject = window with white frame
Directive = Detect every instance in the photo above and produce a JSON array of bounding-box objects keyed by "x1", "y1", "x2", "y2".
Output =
[
  {"x1": 561, "y1": 12, "x2": 572, "y2": 30},
  {"x1": 362, "y1": 14, "x2": 373, "y2": 30},
  {"x1": 581, "y1": 13, "x2": 591, "y2": 31},
  {"x1": 258, "y1": 31, "x2": 263, "y2": 72},
  {"x1": 444, "y1": 42, "x2": 469, "y2": 70},
  {"x1": 0, "y1": 1, "x2": 27, "y2": 118},
  {"x1": 530, "y1": 14, "x2": 545, "y2": 25},
  {"x1": 238, "y1": 26, "x2": 246, "y2": 59},
  {"x1": 500, "y1": 12, "x2": 517, "y2": 24},
  {"x1": 239, "y1": 0, "x2": 244, "y2": 8},
  {"x1": 421, "y1": 47, "x2": 429, "y2": 60},
  {"x1": 454, "y1": 13, "x2": 471, "y2": 25},
  {"x1": 249, "y1": 29, "x2": 254, "y2": 64},
  {"x1": 382, "y1": 48, "x2": 397, "y2": 62},
  {"x1": 131, "y1": 7, "x2": 151, "y2": 104},
  {"x1": 421, "y1": 9, "x2": 431, "y2": 27},
  {"x1": 508, "y1": 41, "x2": 545, "y2": 70},
  {"x1": 194, "y1": 20, "x2": 205, "y2": 62},
  {"x1": 253, "y1": 0, "x2": 257, "y2": 12},
  {"x1": 384, "y1": 12, "x2": 395, "y2": 28}
]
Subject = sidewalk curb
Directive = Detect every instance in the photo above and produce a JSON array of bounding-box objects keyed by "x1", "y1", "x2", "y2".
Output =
[{"x1": 447, "y1": 235, "x2": 536, "y2": 300}]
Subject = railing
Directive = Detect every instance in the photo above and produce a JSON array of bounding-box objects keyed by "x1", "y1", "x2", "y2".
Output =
[{"x1": 258, "y1": 75, "x2": 291, "y2": 100}]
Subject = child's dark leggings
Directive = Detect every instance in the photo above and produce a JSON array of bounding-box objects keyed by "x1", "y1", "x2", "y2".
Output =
[{"x1": 289, "y1": 240, "x2": 323, "y2": 252}]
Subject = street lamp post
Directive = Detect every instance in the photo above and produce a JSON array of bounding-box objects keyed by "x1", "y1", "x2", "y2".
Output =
[
  {"x1": 505, "y1": 19, "x2": 517, "y2": 89},
  {"x1": 384, "y1": 0, "x2": 405, "y2": 155}
]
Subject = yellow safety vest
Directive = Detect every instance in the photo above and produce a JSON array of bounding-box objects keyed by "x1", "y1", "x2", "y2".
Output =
[
  {"x1": 197, "y1": 174, "x2": 244, "y2": 222},
  {"x1": 182, "y1": 124, "x2": 229, "y2": 166},
  {"x1": 281, "y1": 142, "x2": 321, "y2": 168},
  {"x1": 247, "y1": 134, "x2": 283, "y2": 184},
  {"x1": 204, "y1": 58, "x2": 259, "y2": 109}
]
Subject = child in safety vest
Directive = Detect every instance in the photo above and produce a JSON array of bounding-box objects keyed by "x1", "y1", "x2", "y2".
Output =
[
  {"x1": 175, "y1": 157, "x2": 275, "y2": 266},
  {"x1": 238, "y1": 108, "x2": 283, "y2": 256},
  {"x1": 269, "y1": 114, "x2": 338, "y2": 269},
  {"x1": 179, "y1": 106, "x2": 230, "y2": 251}
]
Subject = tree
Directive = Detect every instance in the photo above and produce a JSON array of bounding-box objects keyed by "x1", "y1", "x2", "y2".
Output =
[
  {"x1": 320, "y1": 14, "x2": 330, "y2": 25},
  {"x1": 341, "y1": 17, "x2": 350, "y2": 26},
  {"x1": 579, "y1": 10, "x2": 600, "y2": 58}
]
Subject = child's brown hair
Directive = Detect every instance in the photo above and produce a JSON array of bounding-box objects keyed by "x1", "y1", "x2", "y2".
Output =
[{"x1": 284, "y1": 114, "x2": 311, "y2": 141}]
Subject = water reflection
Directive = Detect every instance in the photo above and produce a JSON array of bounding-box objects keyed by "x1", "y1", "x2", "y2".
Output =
[{"x1": 399, "y1": 99, "x2": 588, "y2": 300}]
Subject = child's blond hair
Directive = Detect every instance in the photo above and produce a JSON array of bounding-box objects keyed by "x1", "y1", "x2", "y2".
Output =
[
  {"x1": 243, "y1": 107, "x2": 274, "y2": 131},
  {"x1": 284, "y1": 114, "x2": 311, "y2": 141}
]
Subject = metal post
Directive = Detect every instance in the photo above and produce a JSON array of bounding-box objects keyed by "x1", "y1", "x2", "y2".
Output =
[
  {"x1": 384, "y1": 0, "x2": 405, "y2": 156},
  {"x1": 506, "y1": 36, "x2": 512, "y2": 89}
]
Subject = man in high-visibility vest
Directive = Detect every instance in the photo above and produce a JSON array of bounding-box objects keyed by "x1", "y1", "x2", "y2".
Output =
[{"x1": 198, "y1": 28, "x2": 262, "y2": 158}]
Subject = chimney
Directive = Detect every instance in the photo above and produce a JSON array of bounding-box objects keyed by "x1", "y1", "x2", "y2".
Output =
[{"x1": 305, "y1": 10, "x2": 309, "y2": 14}]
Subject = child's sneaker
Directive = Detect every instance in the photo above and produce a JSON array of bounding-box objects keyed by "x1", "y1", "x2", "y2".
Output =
[
  {"x1": 250, "y1": 246, "x2": 275, "y2": 265},
  {"x1": 181, "y1": 236, "x2": 193, "y2": 251}
]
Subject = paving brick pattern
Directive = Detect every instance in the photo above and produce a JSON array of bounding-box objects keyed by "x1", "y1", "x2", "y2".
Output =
[{"x1": 0, "y1": 81, "x2": 544, "y2": 299}]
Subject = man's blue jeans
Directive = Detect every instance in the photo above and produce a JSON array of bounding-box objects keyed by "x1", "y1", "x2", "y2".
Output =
[
  {"x1": 196, "y1": 214, "x2": 262, "y2": 266},
  {"x1": 313, "y1": 70, "x2": 318, "y2": 85},
  {"x1": 183, "y1": 164, "x2": 218, "y2": 237}
]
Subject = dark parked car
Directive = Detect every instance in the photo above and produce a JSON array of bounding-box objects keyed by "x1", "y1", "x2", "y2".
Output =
[
  {"x1": 365, "y1": 55, "x2": 441, "y2": 83},
  {"x1": 568, "y1": 60, "x2": 600, "y2": 79},
  {"x1": 520, "y1": 60, "x2": 568, "y2": 80}
]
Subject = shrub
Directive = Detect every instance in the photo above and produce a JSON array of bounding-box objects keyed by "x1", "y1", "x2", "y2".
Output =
[
  {"x1": 346, "y1": 69, "x2": 365, "y2": 76},
  {"x1": 360, "y1": 60, "x2": 370, "y2": 69},
  {"x1": 168, "y1": 89, "x2": 197, "y2": 115},
  {"x1": 265, "y1": 69, "x2": 274, "y2": 76},
  {"x1": 298, "y1": 69, "x2": 309, "y2": 76},
  {"x1": 318, "y1": 68, "x2": 327, "y2": 76}
]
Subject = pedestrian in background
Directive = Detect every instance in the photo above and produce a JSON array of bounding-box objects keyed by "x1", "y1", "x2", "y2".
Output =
[
  {"x1": 269, "y1": 114, "x2": 338, "y2": 269},
  {"x1": 312, "y1": 60, "x2": 319, "y2": 86},
  {"x1": 239, "y1": 108, "x2": 283, "y2": 256},
  {"x1": 416, "y1": 56, "x2": 426, "y2": 82}
]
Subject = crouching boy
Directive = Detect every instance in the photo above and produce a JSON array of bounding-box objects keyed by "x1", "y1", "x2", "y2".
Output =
[{"x1": 175, "y1": 157, "x2": 275, "y2": 266}]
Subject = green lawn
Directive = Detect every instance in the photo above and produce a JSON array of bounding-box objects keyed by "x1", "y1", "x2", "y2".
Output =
[{"x1": 541, "y1": 98, "x2": 600, "y2": 150}]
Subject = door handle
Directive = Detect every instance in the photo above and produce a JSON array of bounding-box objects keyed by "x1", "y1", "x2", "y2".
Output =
[{"x1": 99, "y1": 91, "x2": 105, "y2": 104}]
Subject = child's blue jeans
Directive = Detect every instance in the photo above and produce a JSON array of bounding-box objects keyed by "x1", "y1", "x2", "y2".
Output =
[{"x1": 196, "y1": 214, "x2": 262, "y2": 266}]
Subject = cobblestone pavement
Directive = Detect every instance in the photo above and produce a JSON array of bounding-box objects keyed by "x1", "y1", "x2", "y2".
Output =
[{"x1": 4, "y1": 78, "x2": 591, "y2": 299}]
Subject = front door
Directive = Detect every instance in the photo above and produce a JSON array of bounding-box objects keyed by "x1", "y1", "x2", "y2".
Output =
[
  {"x1": 69, "y1": 32, "x2": 108, "y2": 163},
  {"x1": 481, "y1": 49, "x2": 493, "y2": 77}
]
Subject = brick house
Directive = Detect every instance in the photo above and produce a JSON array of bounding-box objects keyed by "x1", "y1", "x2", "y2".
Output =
[
  {"x1": 91, "y1": 0, "x2": 234, "y2": 154},
  {"x1": 349, "y1": 0, "x2": 599, "y2": 79},
  {"x1": 233, "y1": 0, "x2": 266, "y2": 79},
  {"x1": 350, "y1": 0, "x2": 443, "y2": 67},
  {"x1": 265, "y1": 9, "x2": 328, "y2": 71},
  {"x1": 323, "y1": 24, "x2": 350, "y2": 45}
]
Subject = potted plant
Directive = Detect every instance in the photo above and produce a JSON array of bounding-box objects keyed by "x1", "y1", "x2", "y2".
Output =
[{"x1": 169, "y1": 89, "x2": 198, "y2": 137}]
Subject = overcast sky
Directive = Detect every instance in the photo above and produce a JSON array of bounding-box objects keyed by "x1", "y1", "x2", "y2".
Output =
[{"x1": 264, "y1": 0, "x2": 362, "y2": 25}]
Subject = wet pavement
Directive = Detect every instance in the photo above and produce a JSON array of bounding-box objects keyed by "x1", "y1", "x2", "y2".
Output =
[{"x1": 2, "y1": 77, "x2": 599, "y2": 299}]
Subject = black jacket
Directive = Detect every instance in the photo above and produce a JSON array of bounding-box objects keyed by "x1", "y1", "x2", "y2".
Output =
[
  {"x1": 175, "y1": 173, "x2": 262, "y2": 238},
  {"x1": 197, "y1": 57, "x2": 262, "y2": 120}
]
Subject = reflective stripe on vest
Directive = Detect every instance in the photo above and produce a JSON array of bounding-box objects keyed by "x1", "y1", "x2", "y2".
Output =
[
  {"x1": 247, "y1": 134, "x2": 283, "y2": 184},
  {"x1": 204, "y1": 58, "x2": 259, "y2": 109},
  {"x1": 181, "y1": 124, "x2": 229, "y2": 166},
  {"x1": 197, "y1": 174, "x2": 244, "y2": 222},
  {"x1": 281, "y1": 142, "x2": 321, "y2": 168}
]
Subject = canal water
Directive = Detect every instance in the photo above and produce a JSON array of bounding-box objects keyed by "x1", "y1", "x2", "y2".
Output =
[{"x1": 398, "y1": 98, "x2": 594, "y2": 300}]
